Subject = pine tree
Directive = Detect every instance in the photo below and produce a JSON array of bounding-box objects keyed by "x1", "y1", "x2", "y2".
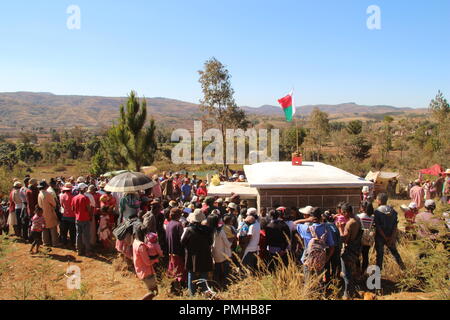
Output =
[{"x1": 105, "y1": 91, "x2": 157, "y2": 172}]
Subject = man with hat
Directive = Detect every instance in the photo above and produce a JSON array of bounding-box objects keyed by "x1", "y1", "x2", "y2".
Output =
[
  {"x1": 59, "y1": 182, "x2": 76, "y2": 248},
  {"x1": 38, "y1": 181, "x2": 60, "y2": 248},
  {"x1": 180, "y1": 209, "x2": 213, "y2": 296},
  {"x1": 9, "y1": 181, "x2": 23, "y2": 237},
  {"x1": 226, "y1": 202, "x2": 238, "y2": 229},
  {"x1": 215, "y1": 198, "x2": 227, "y2": 217},
  {"x1": 72, "y1": 183, "x2": 93, "y2": 256}
]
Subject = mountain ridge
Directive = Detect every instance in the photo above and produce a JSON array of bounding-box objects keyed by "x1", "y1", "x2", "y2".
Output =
[{"x1": 0, "y1": 92, "x2": 428, "y2": 130}]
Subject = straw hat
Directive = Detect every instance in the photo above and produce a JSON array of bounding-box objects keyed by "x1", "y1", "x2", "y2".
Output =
[
  {"x1": 187, "y1": 209, "x2": 206, "y2": 224},
  {"x1": 228, "y1": 202, "x2": 237, "y2": 210},
  {"x1": 62, "y1": 183, "x2": 73, "y2": 191}
]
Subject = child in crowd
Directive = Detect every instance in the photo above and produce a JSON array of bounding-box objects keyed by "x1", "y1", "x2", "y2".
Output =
[
  {"x1": 133, "y1": 227, "x2": 162, "y2": 300},
  {"x1": 30, "y1": 207, "x2": 45, "y2": 254},
  {"x1": 98, "y1": 207, "x2": 112, "y2": 249},
  {"x1": 144, "y1": 232, "x2": 164, "y2": 262}
]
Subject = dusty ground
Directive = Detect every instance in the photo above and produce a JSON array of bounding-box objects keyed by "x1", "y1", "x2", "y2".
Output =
[{"x1": 0, "y1": 198, "x2": 441, "y2": 301}]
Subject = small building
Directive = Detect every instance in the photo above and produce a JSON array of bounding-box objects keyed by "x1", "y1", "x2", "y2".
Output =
[{"x1": 244, "y1": 161, "x2": 373, "y2": 210}]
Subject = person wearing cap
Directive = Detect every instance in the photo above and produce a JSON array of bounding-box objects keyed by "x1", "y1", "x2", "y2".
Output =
[
  {"x1": 8, "y1": 181, "x2": 23, "y2": 237},
  {"x1": 298, "y1": 206, "x2": 314, "y2": 221},
  {"x1": 409, "y1": 180, "x2": 425, "y2": 209},
  {"x1": 180, "y1": 209, "x2": 213, "y2": 296},
  {"x1": 215, "y1": 198, "x2": 227, "y2": 217},
  {"x1": 297, "y1": 207, "x2": 335, "y2": 280},
  {"x1": 72, "y1": 183, "x2": 93, "y2": 256},
  {"x1": 401, "y1": 202, "x2": 419, "y2": 236},
  {"x1": 37, "y1": 181, "x2": 60, "y2": 248},
  {"x1": 226, "y1": 202, "x2": 239, "y2": 229},
  {"x1": 59, "y1": 183, "x2": 76, "y2": 248}
]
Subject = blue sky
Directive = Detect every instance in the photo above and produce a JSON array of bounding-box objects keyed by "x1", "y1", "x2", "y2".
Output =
[{"x1": 0, "y1": 0, "x2": 449, "y2": 108}]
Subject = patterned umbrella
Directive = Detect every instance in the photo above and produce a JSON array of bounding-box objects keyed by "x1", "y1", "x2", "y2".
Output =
[{"x1": 104, "y1": 172, "x2": 155, "y2": 193}]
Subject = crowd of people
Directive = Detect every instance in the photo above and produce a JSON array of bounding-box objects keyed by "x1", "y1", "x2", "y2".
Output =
[{"x1": 0, "y1": 169, "x2": 449, "y2": 300}]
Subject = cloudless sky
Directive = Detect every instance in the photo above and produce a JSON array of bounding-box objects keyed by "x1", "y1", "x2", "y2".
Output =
[{"x1": 0, "y1": 0, "x2": 449, "y2": 108}]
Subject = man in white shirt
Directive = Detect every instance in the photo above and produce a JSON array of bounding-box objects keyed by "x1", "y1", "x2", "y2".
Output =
[{"x1": 242, "y1": 210, "x2": 260, "y2": 272}]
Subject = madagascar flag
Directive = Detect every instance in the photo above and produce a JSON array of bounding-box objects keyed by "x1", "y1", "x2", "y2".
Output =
[{"x1": 278, "y1": 91, "x2": 295, "y2": 122}]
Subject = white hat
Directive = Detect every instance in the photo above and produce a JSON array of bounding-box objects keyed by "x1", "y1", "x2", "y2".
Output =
[
  {"x1": 425, "y1": 199, "x2": 436, "y2": 208},
  {"x1": 13, "y1": 181, "x2": 22, "y2": 188},
  {"x1": 247, "y1": 208, "x2": 257, "y2": 216},
  {"x1": 239, "y1": 175, "x2": 245, "y2": 180},
  {"x1": 187, "y1": 209, "x2": 206, "y2": 224},
  {"x1": 445, "y1": 169, "x2": 450, "y2": 175},
  {"x1": 232, "y1": 174, "x2": 239, "y2": 179},
  {"x1": 77, "y1": 176, "x2": 86, "y2": 183},
  {"x1": 362, "y1": 186, "x2": 370, "y2": 193},
  {"x1": 216, "y1": 198, "x2": 223, "y2": 203},
  {"x1": 408, "y1": 202, "x2": 418, "y2": 210},
  {"x1": 78, "y1": 183, "x2": 88, "y2": 190},
  {"x1": 299, "y1": 206, "x2": 314, "y2": 215}
]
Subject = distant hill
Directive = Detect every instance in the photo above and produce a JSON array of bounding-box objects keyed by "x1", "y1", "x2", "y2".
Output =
[{"x1": 0, "y1": 92, "x2": 428, "y2": 131}]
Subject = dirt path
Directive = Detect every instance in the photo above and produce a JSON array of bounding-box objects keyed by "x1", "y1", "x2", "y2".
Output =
[{"x1": 0, "y1": 236, "x2": 149, "y2": 300}]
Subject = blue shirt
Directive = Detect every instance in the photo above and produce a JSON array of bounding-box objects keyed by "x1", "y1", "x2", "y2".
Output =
[
  {"x1": 181, "y1": 184, "x2": 192, "y2": 200},
  {"x1": 297, "y1": 223, "x2": 335, "y2": 263}
]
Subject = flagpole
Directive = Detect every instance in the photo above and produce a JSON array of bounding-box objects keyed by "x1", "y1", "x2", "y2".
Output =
[{"x1": 292, "y1": 87, "x2": 299, "y2": 152}]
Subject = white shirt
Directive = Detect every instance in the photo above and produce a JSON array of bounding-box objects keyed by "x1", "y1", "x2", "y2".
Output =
[{"x1": 244, "y1": 221, "x2": 260, "y2": 256}]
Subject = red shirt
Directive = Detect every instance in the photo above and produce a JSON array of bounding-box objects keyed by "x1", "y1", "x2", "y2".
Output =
[{"x1": 72, "y1": 194, "x2": 91, "y2": 222}]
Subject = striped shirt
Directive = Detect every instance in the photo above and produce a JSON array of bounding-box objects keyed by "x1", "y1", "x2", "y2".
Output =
[
  {"x1": 31, "y1": 215, "x2": 46, "y2": 232},
  {"x1": 357, "y1": 213, "x2": 374, "y2": 230}
]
